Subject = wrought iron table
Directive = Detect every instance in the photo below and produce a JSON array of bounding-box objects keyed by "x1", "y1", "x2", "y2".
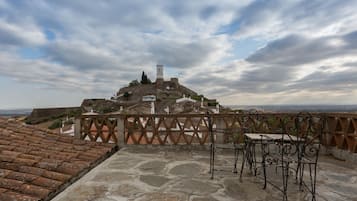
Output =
[
  {"x1": 242, "y1": 133, "x2": 304, "y2": 201},
  {"x1": 243, "y1": 133, "x2": 301, "y2": 175}
]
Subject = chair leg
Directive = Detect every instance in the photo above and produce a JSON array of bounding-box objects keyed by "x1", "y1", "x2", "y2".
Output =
[
  {"x1": 310, "y1": 164, "x2": 317, "y2": 201},
  {"x1": 209, "y1": 144, "x2": 212, "y2": 174},
  {"x1": 233, "y1": 149, "x2": 238, "y2": 173},
  {"x1": 211, "y1": 146, "x2": 215, "y2": 179},
  {"x1": 262, "y1": 154, "x2": 267, "y2": 189},
  {"x1": 282, "y1": 162, "x2": 289, "y2": 201},
  {"x1": 240, "y1": 150, "x2": 245, "y2": 181},
  {"x1": 253, "y1": 144, "x2": 257, "y2": 176},
  {"x1": 295, "y1": 158, "x2": 301, "y2": 184},
  {"x1": 299, "y1": 163, "x2": 305, "y2": 191}
]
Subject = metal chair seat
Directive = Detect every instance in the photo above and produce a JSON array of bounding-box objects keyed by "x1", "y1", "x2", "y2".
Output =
[{"x1": 215, "y1": 143, "x2": 244, "y2": 150}]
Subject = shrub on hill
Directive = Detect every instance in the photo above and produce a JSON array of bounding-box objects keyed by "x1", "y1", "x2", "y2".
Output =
[
  {"x1": 48, "y1": 119, "x2": 62, "y2": 129},
  {"x1": 129, "y1": 80, "x2": 140, "y2": 87},
  {"x1": 191, "y1": 94, "x2": 208, "y2": 101}
]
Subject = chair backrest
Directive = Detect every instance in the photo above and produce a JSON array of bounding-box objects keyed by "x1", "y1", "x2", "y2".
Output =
[
  {"x1": 295, "y1": 112, "x2": 323, "y2": 162},
  {"x1": 278, "y1": 117, "x2": 299, "y2": 158}
]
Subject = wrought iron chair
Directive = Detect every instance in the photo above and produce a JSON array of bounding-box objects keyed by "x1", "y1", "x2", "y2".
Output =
[
  {"x1": 259, "y1": 113, "x2": 322, "y2": 201},
  {"x1": 260, "y1": 118, "x2": 299, "y2": 201},
  {"x1": 208, "y1": 115, "x2": 245, "y2": 180},
  {"x1": 295, "y1": 113, "x2": 323, "y2": 201}
]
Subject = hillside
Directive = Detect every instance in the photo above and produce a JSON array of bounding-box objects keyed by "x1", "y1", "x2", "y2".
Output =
[
  {"x1": 82, "y1": 73, "x2": 219, "y2": 114},
  {"x1": 26, "y1": 68, "x2": 223, "y2": 127}
]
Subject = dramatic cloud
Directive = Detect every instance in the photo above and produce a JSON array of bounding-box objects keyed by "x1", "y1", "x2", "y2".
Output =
[
  {"x1": 230, "y1": 0, "x2": 357, "y2": 39},
  {"x1": 246, "y1": 32, "x2": 357, "y2": 66},
  {"x1": 0, "y1": 19, "x2": 46, "y2": 46},
  {"x1": 0, "y1": 0, "x2": 357, "y2": 108},
  {"x1": 149, "y1": 36, "x2": 230, "y2": 68}
]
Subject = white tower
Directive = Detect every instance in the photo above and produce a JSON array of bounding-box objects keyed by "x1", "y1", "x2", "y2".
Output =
[
  {"x1": 156, "y1": 64, "x2": 163, "y2": 80},
  {"x1": 151, "y1": 102, "x2": 155, "y2": 114}
]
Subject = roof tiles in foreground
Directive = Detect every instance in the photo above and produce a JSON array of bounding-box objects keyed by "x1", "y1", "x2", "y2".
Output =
[{"x1": 0, "y1": 118, "x2": 117, "y2": 201}]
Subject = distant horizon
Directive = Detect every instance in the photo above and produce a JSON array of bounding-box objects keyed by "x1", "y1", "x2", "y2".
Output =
[
  {"x1": 1, "y1": 104, "x2": 357, "y2": 111},
  {"x1": 227, "y1": 104, "x2": 357, "y2": 108}
]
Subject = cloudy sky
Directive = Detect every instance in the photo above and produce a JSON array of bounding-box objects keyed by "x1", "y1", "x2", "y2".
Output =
[{"x1": 1, "y1": 0, "x2": 357, "y2": 109}]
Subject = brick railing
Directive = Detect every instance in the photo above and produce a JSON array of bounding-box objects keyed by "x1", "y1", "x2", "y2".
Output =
[
  {"x1": 76, "y1": 115, "x2": 118, "y2": 143},
  {"x1": 325, "y1": 113, "x2": 357, "y2": 153},
  {"x1": 75, "y1": 112, "x2": 357, "y2": 153}
]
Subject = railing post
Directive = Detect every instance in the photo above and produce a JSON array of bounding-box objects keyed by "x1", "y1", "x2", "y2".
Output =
[
  {"x1": 74, "y1": 118, "x2": 81, "y2": 139},
  {"x1": 215, "y1": 117, "x2": 225, "y2": 144},
  {"x1": 117, "y1": 116, "x2": 125, "y2": 147}
]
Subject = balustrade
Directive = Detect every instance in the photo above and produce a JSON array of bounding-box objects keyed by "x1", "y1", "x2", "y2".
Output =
[{"x1": 75, "y1": 112, "x2": 357, "y2": 153}]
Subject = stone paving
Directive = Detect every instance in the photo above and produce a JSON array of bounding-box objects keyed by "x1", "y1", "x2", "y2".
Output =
[{"x1": 52, "y1": 146, "x2": 357, "y2": 201}]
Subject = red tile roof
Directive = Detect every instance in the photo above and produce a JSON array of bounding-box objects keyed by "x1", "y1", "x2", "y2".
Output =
[{"x1": 0, "y1": 118, "x2": 117, "y2": 201}]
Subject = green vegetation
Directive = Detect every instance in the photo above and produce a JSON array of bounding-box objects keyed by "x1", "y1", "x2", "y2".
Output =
[
  {"x1": 129, "y1": 79, "x2": 140, "y2": 87},
  {"x1": 123, "y1": 92, "x2": 131, "y2": 101},
  {"x1": 191, "y1": 94, "x2": 208, "y2": 101},
  {"x1": 68, "y1": 110, "x2": 82, "y2": 117},
  {"x1": 48, "y1": 119, "x2": 62, "y2": 129},
  {"x1": 128, "y1": 71, "x2": 152, "y2": 86}
]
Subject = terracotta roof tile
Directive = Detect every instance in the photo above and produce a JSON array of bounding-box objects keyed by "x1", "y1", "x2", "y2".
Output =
[
  {"x1": 0, "y1": 169, "x2": 11, "y2": 177},
  {"x1": 0, "y1": 177, "x2": 25, "y2": 192},
  {"x1": 0, "y1": 144, "x2": 13, "y2": 151},
  {"x1": 41, "y1": 170, "x2": 71, "y2": 182},
  {"x1": 5, "y1": 171, "x2": 38, "y2": 183},
  {"x1": 18, "y1": 153, "x2": 42, "y2": 162},
  {"x1": 19, "y1": 183, "x2": 51, "y2": 198},
  {"x1": 31, "y1": 176, "x2": 62, "y2": 190},
  {"x1": 0, "y1": 154, "x2": 16, "y2": 163},
  {"x1": 56, "y1": 162, "x2": 84, "y2": 175},
  {"x1": 17, "y1": 166, "x2": 71, "y2": 182},
  {"x1": 18, "y1": 166, "x2": 45, "y2": 177},
  {"x1": 0, "y1": 118, "x2": 117, "y2": 200},
  {"x1": 1, "y1": 150, "x2": 21, "y2": 157},
  {"x1": 36, "y1": 158, "x2": 64, "y2": 170},
  {"x1": 0, "y1": 162, "x2": 20, "y2": 171},
  {"x1": 0, "y1": 139, "x2": 11, "y2": 145},
  {"x1": 13, "y1": 158, "x2": 38, "y2": 166},
  {"x1": 0, "y1": 187, "x2": 7, "y2": 193},
  {"x1": 0, "y1": 190, "x2": 40, "y2": 201}
]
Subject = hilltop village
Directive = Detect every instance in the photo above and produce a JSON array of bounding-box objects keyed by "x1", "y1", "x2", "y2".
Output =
[
  {"x1": 83, "y1": 65, "x2": 223, "y2": 114},
  {"x1": 26, "y1": 65, "x2": 230, "y2": 127}
]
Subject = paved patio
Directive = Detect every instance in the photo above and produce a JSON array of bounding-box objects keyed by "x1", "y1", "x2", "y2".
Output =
[{"x1": 52, "y1": 146, "x2": 357, "y2": 201}]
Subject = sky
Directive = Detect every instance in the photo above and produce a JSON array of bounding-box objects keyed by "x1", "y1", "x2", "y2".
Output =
[{"x1": 1, "y1": 0, "x2": 357, "y2": 109}]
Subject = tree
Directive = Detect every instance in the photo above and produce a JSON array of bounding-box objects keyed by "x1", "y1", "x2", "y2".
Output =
[
  {"x1": 48, "y1": 119, "x2": 62, "y2": 129},
  {"x1": 140, "y1": 71, "x2": 152, "y2": 84},
  {"x1": 141, "y1": 71, "x2": 145, "y2": 83},
  {"x1": 129, "y1": 79, "x2": 140, "y2": 87},
  {"x1": 123, "y1": 92, "x2": 130, "y2": 100}
]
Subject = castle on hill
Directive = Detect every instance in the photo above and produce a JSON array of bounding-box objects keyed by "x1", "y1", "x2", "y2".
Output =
[{"x1": 81, "y1": 65, "x2": 221, "y2": 114}]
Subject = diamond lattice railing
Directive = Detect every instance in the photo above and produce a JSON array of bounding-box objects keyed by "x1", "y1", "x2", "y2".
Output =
[
  {"x1": 80, "y1": 116, "x2": 118, "y2": 143},
  {"x1": 78, "y1": 112, "x2": 357, "y2": 153}
]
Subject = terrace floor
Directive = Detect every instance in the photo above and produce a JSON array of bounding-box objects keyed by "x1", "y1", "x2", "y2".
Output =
[{"x1": 52, "y1": 146, "x2": 357, "y2": 201}]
